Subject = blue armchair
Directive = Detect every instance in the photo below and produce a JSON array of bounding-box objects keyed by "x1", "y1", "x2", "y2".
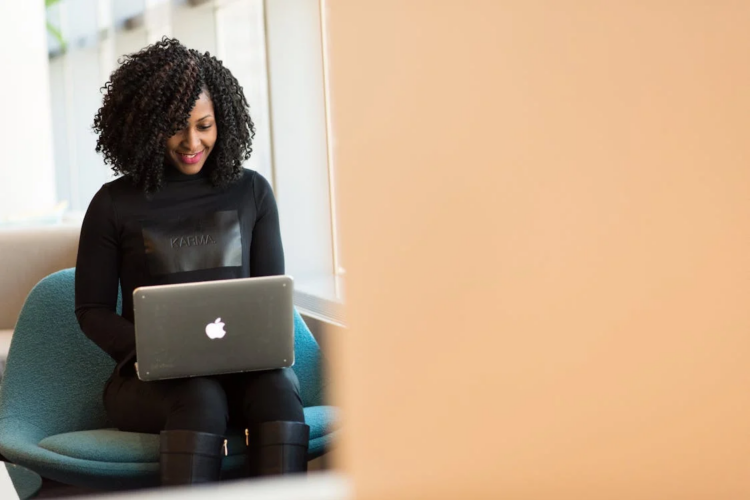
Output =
[{"x1": 0, "y1": 269, "x2": 337, "y2": 490}]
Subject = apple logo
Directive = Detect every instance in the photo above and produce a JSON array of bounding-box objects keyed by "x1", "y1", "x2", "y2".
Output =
[{"x1": 205, "y1": 318, "x2": 226, "y2": 339}]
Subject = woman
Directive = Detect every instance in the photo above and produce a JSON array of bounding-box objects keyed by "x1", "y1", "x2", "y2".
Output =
[{"x1": 74, "y1": 38, "x2": 308, "y2": 486}]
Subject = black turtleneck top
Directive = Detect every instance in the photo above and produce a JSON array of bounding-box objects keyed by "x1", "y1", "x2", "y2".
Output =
[{"x1": 74, "y1": 167, "x2": 283, "y2": 369}]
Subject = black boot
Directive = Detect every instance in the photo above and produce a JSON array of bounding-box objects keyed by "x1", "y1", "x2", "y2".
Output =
[
  {"x1": 160, "y1": 430, "x2": 225, "y2": 486},
  {"x1": 246, "y1": 421, "x2": 310, "y2": 477}
]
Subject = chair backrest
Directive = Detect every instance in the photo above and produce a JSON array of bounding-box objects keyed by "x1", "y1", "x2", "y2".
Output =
[
  {"x1": 291, "y1": 308, "x2": 325, "y2": 407},
  {"x1": 0, "y1": 269, "x2": 113, "y2": 438},
  {"x1": 0, "y1": 268, "x2": 325, "y2": 439}
]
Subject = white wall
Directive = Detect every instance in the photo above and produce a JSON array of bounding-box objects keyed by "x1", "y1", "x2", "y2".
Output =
[
  {"x1": 114, "y1": 28, "x2": 148, "y2": 65},
  {"x1": 0, "y1": 1, "x2": 56, "y2": 221},
  {"x1": 171, "y1": 2, "x2": 216, "y2": 55},
  {"x1": 216, "y1": 0, "x2": 273, "y2": 183},
  {"x1": 266, "y1": 0, "x2": 334, "y2": 283},
  {"x1": 49, "y1": 57, "x2": 72, "y2": 210},
  {"x1": 68, "y1": 46, "x2": 109, "y2": 212}
]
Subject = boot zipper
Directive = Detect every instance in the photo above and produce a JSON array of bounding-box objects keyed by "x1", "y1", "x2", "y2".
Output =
[
  {"x1": 223, "y1": 439, "x2": 228, "y2": 456},
  {"x1": 245, "y1": 428, "x2": 249, "y2": 446}
]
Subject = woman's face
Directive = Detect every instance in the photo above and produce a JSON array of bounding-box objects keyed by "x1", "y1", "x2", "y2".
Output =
[{"x1": 165, "y1": 91, "x2": 218, "y2": 175}]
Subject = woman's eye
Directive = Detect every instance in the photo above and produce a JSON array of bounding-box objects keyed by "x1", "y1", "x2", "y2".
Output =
[{"x1": 198, "y1": 125, "x2": 213, "y2": 131}]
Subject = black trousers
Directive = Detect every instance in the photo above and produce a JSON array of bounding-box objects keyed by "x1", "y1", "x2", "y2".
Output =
[{"x1": 103, "y1": 368, "x2": 305, "y2": 436}]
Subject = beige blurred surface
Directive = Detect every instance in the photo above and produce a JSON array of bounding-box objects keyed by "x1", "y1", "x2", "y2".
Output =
[
  {"x1": 0, "y1": 225, "x2": 81, "y2": 330},
  {"x1": 324, "y1": 1, "x2": 750, "y2": 499}
]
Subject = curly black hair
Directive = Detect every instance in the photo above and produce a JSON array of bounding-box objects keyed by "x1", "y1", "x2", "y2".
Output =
[{"x1": 93, "y1": 37, "x2": 255, "y2": 192}]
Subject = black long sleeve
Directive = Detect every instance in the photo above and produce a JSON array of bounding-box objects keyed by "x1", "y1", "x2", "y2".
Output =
[
  {"x1": 74, "y1": 168, "x2": 283, "y2": 367},
  {"x1": 75, "y1": 187, "x2": 136, "y2": 364},
  {"x1": 250, "y1": 173, "x2": 285, "y2": 277}
]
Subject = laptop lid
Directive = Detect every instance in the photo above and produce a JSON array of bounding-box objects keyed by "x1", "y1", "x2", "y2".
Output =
[{"x1": 133, "y1": 275, "x2": 295, "y2": 381}]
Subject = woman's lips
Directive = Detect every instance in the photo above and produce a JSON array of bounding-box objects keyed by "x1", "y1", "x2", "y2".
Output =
[{"x1": 177, "y1": 150, "x2": 205, "y2": 164}]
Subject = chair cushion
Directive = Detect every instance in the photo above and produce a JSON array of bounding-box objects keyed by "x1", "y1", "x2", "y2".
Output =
[
  {"x1": 39, "y1": 429, "x2": 249, "y2": 463},
  {"x1": 38, "y1": 406, "x2": 339, "y2": 463},
  {"x1": 305, "y1": 405, "x2": 339, "y2": 440}
]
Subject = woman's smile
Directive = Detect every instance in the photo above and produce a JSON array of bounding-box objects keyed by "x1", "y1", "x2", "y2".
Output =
[
  {"x1": 175, "y1": 150, "x2": 205, "y2": 165},
  {"x1": 165, "y1": 91, "x2": 217, "y2": 175}
]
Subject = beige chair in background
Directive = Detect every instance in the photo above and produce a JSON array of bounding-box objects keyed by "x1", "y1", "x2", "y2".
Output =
[{"x1": 0, "y1": 224, "x2": 81, "y2": 359}]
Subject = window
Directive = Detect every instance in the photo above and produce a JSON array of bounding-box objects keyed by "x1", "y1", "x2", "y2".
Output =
[{"x1": 46, "y1": 0, "x2": 343, "y2": 322}]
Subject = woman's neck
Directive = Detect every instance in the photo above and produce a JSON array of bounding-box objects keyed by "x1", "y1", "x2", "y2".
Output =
[{"x1": 163, "y1": 163, "x2": 209, "y2": 182}]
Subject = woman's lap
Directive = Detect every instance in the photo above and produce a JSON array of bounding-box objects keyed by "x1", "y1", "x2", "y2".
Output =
[{"x1": 103, "y1": 368, "x2": 303, "y2": 434}]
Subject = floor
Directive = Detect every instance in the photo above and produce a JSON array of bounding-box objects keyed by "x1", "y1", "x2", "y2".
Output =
[
  {"x1": 20, "y1": 454, "x2": 329, "y2": 498},
  {"x1": 81, "y1": 473, "x2": 350, "y2": 500},
  {"x1": 37, "y1": 479, "x2": 98, "y2": 498}
]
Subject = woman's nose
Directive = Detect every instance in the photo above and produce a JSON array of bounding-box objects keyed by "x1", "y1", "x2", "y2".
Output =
[{"x1": 184, "y1": 129, "x2": 201, "y2": 151}]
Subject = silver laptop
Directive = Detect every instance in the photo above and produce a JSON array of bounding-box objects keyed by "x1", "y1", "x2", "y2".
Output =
[{"x1": 133, "y1": 275, "x2": 295, "y2": 381}]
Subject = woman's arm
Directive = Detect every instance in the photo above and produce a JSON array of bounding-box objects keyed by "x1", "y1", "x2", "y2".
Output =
[
  {"x1": 74, "y1": 185, "x2": 136, "y2": 364},
  {"x1": 249, "y1": 173, "x2": 285, "y2": 277}
]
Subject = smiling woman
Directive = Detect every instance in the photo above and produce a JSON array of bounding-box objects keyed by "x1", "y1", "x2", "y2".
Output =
[
  {"x1": 75, "y1": 37, "x2": 310, "y2": 487},
  {"x1": 165, "y1": 92, "x2": 217, "y2": 176},
  {"x1": 43, "y1": 0, "x2": 341, "y2": 322},
  {"x1": 92, "y1": 37, "x2": 254, "y2": 192}
]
